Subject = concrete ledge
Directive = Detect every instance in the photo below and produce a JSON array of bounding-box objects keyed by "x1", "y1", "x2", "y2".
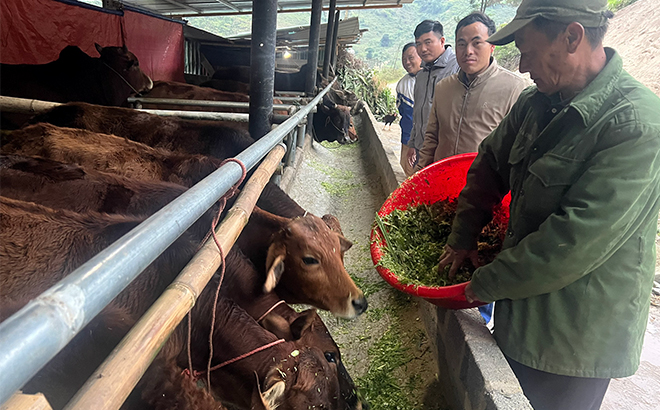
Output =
[
  {"x1": 356, "y1": 104, "x2": 532, "y2": 410},
  {"x1": 353, "y1": 105, "x2": 406, "y2": 195}
]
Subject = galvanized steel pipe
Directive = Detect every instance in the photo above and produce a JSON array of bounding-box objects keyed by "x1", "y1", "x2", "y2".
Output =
[{"x1": 0, "y1": 78, "x2": 335, "y2": 405}]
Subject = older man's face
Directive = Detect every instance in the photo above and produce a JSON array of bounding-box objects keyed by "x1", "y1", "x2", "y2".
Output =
[
  {"x1": 515, "y1": 24, "x2": 572, "y2": 95},
  {"x1": 402, "y1": 46, "x2": 422, "y2": 75}
]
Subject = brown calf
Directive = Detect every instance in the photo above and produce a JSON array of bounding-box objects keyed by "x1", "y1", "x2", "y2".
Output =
[
  {"x1": 168, "y1": 294, "x2": 354, "y2": 410},
  {"x1": 214, "y1": 249, "x2": 365, "y2": 409},
  {"x1": 237, "y1": 207, "x2": 367, "y2": 319},
  {"x1": 2, "y1": 123, "x2": 222, "y2": 187}
]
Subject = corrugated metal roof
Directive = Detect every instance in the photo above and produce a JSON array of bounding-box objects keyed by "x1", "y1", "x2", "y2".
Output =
[
  {"x1": 123, "y1": 0, "x2": 413, "y2": 17},
  {"x1": 229, "y1": 16, "x2": 364, "y2": 46}
]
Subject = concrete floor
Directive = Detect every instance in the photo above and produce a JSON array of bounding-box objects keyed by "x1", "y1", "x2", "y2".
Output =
[{"x1": 377, "y1": 121, "x2": 660, "y2": 410}]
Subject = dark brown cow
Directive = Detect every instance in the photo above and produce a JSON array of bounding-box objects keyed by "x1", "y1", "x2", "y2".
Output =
[
  {"x1": 237, "y1": 207, "x2": 367, "y2": 319},
  {"x1": 28, "y1": 102, "x2": 253, "y2": 163},
  {"x1": 1, "y1": 124, "x2": 222, "y2": 188},
  {"x1": 27, "y1": 102, "x2": 307, "y2": 218},
  {"x1": 168, "y1": 294, "x2": 355, "y2": 410},
  {"x1": 0, "y1": 44, "x2": 152, "y2": 108}
]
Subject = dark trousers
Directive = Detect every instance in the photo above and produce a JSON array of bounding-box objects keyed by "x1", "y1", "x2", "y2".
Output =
[{"x1": 505, "y1": 356, "x2": 611, "y2": 410}]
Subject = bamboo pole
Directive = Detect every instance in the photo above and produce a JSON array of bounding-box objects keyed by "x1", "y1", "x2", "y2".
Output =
[
  {"x1": 64, "y1": 144, "x2": 286, "y2": 410},
  {"x1": 0, "y1": 96, "x2": 59, "y2": 114}
]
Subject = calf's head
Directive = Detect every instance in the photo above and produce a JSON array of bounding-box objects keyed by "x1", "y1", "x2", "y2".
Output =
[
  {"x1": 264, "y1": 309, "x2": 365, "y2": 410},
  {"x1": 95, "y1": 43, "x2": 153, "y2": 96},
  {"x1": 264, "y1": 214, "x2": 367, "y2": 319},
  {"x1": 319, "y1": 97, "x2": 353, "y2": 144}
]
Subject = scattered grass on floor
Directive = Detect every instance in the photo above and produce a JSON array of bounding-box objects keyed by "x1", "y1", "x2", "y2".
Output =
[
  {"x1": 319, "y1": 140, "x2": 360, "y2": 151},
  {"x1": 321, "y1": 181, "x2": 362, "y2": 196},
  {"x1": 309, "y1": 159, "x2": 354, "y2": 180}
]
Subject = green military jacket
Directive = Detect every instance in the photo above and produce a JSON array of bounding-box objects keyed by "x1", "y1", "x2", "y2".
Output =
[{"x1": 447, "y1": 49, "x2": 660, "y2": 378}]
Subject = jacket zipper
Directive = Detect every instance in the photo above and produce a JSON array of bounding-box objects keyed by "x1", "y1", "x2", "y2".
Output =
[{"x1": 454, "y1": 82, "x2": 471, "y2": 154}]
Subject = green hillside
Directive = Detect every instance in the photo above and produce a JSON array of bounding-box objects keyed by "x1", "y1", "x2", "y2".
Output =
[{"x1": 187, "y1": 0, "x2": 516, "y2": 69}]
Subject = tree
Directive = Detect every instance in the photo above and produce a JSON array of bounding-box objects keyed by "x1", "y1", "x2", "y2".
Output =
[
  {"x1": 380, "y1": 34, "x2": 391, "y2": 48},
  {"x1": 471, "y1": 0, "x2": 521, "y2": 13}
]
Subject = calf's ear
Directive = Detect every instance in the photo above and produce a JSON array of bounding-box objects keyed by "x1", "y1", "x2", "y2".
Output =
[
  {"x1": 261, "y1": 368, "x2": 286, "y2": 410},
  {"x1": 339, "y1": 235, "x2": 353, "y2": 252},
  {"x1": 264, "y1": 243, "x2": 286, "y2": 293},
  {"x1": 290, "y1": 309, "x2": 316, "y2": 340},
  {"x1": 261, "y1": 313, "x2": 293, "y2": 341}
]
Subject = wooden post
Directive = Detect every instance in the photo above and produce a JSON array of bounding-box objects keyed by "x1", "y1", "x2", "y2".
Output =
[
  {"x1": 63, "y1": 145, "x2": 287, "y2": 410},
  {"x1": 1, "y1": 393, "x2": 52, "y2": 410}
]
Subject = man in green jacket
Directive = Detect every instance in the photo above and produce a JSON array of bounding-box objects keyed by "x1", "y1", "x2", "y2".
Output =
[{"x1": 437, "y1": 0, "x2": 660, "y2": 409}]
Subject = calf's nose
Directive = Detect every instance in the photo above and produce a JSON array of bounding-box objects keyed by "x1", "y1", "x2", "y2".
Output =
[{"x1": 352, "y1": 296, "x2": 368, "y2": 315}]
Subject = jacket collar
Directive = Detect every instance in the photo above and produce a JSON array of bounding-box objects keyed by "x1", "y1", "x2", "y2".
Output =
[
  {"x1": 423, "y1": 45, "x2": 455, "y2": 71},
  {"x1": 533, "y1": 48, "x2": 622, "y2": 128},
  {"x1": 458, "y1": 57, "x2": 499, "y2": 87}
]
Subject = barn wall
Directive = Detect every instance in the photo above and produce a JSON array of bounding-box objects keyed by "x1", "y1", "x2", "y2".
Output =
[{"x1": 0, "y1": 0, "x2": 185, "y2": 81}]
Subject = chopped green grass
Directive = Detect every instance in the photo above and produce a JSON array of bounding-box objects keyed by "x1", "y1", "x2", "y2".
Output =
[
  {"x1": 321, "y1": 181, "x2": 362, "y2": 196},
  {"x1": 374, "y1": 200, "x2": 506, "y2": 287}
]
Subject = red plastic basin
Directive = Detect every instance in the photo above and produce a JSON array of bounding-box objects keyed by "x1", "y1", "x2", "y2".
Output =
[{"x1": 370, "y1": 152, "x2": 510, "y2": 309}]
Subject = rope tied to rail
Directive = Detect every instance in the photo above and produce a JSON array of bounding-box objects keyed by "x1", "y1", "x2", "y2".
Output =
[{"x1": 185, "y1": 157, "x2": 247, "y2": 393}]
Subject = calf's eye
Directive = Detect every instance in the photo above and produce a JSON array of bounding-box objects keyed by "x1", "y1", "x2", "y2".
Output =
[
  {"x1": 324, "y1": 352, "x2": 336, "y2": 363},
  {"x1": 302, "y1": 256, "x2": 319, "y2": 265}
]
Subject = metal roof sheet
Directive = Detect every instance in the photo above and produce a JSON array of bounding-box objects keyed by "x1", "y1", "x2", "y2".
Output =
[{"x1": 123, "y1": 0, "x2": 413, "y2": 17}]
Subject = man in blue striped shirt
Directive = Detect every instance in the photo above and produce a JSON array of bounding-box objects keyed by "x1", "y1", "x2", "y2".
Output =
[{"x1": 396, "y1": 43, "x2": 422, "y2": 176}]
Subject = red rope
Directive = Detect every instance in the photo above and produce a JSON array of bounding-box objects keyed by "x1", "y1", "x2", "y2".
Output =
[
  {"x1": 257, "y1": 300, "x2": 287, "y2": 323},
  {"x1": 185, "y1": 158, "x2": 247, "y2": 392},
  {"x1": 206, "y1": 339, "x2": 286, "y2": 374}
]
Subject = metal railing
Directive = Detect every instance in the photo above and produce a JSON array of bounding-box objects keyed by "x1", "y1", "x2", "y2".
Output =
[{"x1": 0, "y1": 78, "x2": 334, "y2": 406}]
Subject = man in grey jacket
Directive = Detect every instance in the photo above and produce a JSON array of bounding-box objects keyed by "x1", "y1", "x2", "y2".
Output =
[
  {"x1": 415, "y1": 12, "x2": 527, "y2": 171},
  {"x1": 405, "y1": 19, "x2": 460, "y2": 170}
]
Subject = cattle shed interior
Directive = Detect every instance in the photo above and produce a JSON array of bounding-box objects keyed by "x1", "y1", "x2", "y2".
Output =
[{"x1": 1, "y1": 0, "x2": 617, "y2": 410}]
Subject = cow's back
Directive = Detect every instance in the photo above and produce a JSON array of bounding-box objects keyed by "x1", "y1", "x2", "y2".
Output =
[
  {"x1": 0, "y1": 197, "x2": 140, "y2": 300},
  {"x1": 2, "y1": 123, "x2": 221, "y2": 187},
  {"x1": 142, "y1": 81, "x2": 249, "y2": 112},
  {"x1": 30, "y1": 103, "x2": 255, "y2": 160},
  {"x1": 0, "y1": 154, "x2": 188, "y2": 216}
]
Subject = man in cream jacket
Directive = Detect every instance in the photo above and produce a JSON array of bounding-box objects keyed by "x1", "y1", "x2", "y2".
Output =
[{"x1": 415, "y1": 12, "x2": 527, "y2": 172}]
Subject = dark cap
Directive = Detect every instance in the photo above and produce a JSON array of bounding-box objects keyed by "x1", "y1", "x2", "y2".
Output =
[{"x1": 487, "y1": 0, "x2": 610, "y2": 45}]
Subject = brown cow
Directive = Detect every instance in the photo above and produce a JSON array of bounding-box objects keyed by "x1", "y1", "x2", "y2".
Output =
[
  {"x1": 1, "y1": 123, "x2": 222, "y2": 188},
  {"x1": 0, "y1": 44, "x2": 152, "y2": 109},
  {"x1": 237, "y1": 207, "x2": 367, "y2": 319},
  {"x1": 0, "y1": 154, "x2": 188, "y2": 216},
  {"x1": 27, "y1": 102, "x2": 307, "y2": 218},
  {"x1": 0, "y1": 197, "x2": 200, "y2": 315},
  {"x1": 141, "y1": 81, "x2": 249, "y2": 112}
]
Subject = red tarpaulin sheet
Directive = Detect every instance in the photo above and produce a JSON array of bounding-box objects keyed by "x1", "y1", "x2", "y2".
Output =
[{"x1": 0, "y1": 0, "x2": 184, "y2": 81}]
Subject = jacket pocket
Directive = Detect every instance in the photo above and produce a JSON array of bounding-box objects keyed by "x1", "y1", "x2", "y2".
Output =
[{"x1": 520, "y1": 154, "x2": 585, "y2": 222}]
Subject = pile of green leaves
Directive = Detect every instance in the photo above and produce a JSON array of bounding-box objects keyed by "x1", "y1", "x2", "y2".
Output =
[
  {"x1": 374, "y1": 199, "x2": 506, "y2": 287},
  {"x1": 337, "y1": 50, "x2": 396, "y2": 118}
]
